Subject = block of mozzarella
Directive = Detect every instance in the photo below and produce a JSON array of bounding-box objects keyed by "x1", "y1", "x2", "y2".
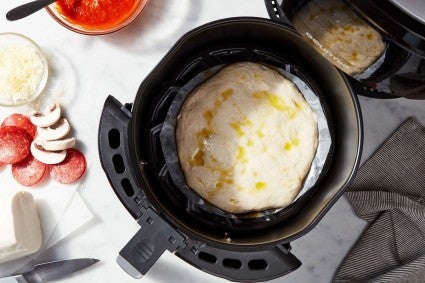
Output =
[{"x1": 0, "y1": 191, "x2": 42, "y2": 263}]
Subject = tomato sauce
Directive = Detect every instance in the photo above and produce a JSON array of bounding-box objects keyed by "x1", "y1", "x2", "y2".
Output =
[{"x1": 56, "y1": 0, "x2": 140, "y2": 30}]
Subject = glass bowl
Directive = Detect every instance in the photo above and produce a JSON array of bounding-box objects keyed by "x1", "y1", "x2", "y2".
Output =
[
  {"x1": 0, "y1": 33, "x2": 48, "y2": 107},
  {"x1": 45, "y1": 0, "x2": 149, "y2": 35}
]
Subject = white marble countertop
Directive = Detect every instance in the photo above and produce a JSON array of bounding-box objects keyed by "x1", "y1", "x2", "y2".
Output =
[{"x1": 1, "y1": 0, "x2": 425, "y2": 282}]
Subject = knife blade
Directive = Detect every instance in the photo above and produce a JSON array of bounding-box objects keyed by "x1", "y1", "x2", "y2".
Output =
[{"x1": 0, "y1": 258, "x2": 99, "y2": 283}]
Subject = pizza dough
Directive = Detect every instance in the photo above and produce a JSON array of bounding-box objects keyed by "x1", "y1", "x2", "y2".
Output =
[
  {"x1": 292, "y1": 0, "x2": 385, "y2": 76},
  {"x1": 176, "y1": 62, "x2": 318, "y2": 213}
]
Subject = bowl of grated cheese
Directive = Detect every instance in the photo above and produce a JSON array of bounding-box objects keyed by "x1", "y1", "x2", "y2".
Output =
[{"x1": 0, "y1": 33, "x2": 48, "y2": 106}]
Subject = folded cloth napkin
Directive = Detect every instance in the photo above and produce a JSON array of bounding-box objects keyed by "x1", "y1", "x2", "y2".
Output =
[{"x1": 333, "y1": 117, "x2": 425, "y2": 283}]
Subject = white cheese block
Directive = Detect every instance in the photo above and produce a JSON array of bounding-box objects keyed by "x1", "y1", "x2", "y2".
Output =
[{"x1": 0, "y1": 191, "x2": 42, "y2": 264}]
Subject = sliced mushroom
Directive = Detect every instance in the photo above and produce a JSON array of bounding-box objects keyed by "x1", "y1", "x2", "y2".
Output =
[
  {"x1": 37, "y1": 118, "x2": 71, "y2": 141},
  {"x1": 31, "y1": 141, "x2": 66, "y2": 165},
  {"x1": 30, "y1": 102, "x2": 61, "y2": 127},
  {"x1": 36, "y1": 137, "x2": 76, "y2": 151}
]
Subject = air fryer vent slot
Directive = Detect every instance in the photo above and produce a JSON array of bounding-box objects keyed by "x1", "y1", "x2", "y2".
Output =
[
  {"x1": 248, "y1": 259, "x2": 268, "y2": 270},
  {"x1": 121, "y1": 178, "x2": 135, "y2": 197},
  {"x1": 113, "y1": 154, "x2": 125, "y2": 174},
  {"x1": 198, "y1": 252, "x2": 217, "y2": 264},
  {"x1": 222, "y1": 258, "x2": 242, "y2": 269},
  {"x1": 108, "y1": 128, "x2": 120, "y2": 149}
]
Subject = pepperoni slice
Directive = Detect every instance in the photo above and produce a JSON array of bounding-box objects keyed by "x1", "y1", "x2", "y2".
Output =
[
  {"x1": 0, "y1": 126, "x2": 31, "y2": 164},
  {"x1": 50, "y1": 148, "x2": 86, "y2": 184},
  {"x1": 1, "y1": 114, "x2": 36, "y2": 139},
  {"x1": 12, "y1": 154, "x2": 47, "y2": 186}
]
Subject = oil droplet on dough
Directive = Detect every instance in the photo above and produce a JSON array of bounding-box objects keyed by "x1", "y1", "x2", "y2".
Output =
[
  {"x1": 268, "y1": 94, "x2": 291, "y2": 111},
  {"x1": 257, "y1": 130, "x2": 265, "y2": 138},
  {"x1": 253, "y1": 72, "x2": 264, "y2": 81},
  {"x1": 192, "y1": 128, "x2": 214, "y2": 167},
  {"x1": 203, "y1": 110, "x2": 213, "y2": 122},
  {"x1": 197, "y1": 127, "x2": 213, "y2": 139},
  {"x1": 229, "y1": 118, "x2": 252, "y2": 137},
  {"x1": 284, "y1": 138, "x2": 300, "y2": 151},
  {"x1": 253, "y1": 90, "x2": 298, "y2": 118},
  {"x1": 294, "y1": 101, "x2": 303, "y2": 110},
  {"x1": 221, "y1": 88, "x2": 234, "y2": 100},
  {"x1": 253, "y1": 90, "x2": 266, "y2": 99},
  {"x1": 229, "y1": 122, "x2": 245, "y2": 137},
  {"x1": 237, "y1": 146, "x2": 247, "y2": 163},
  {"x1": 255, "y1": 181, "x2": 267, "y2": 191},
  {"x1": 343, "y1": 25, "x2": 356, "y2": 32},
  {"x1": 212, "y1": 168, "x2": 234, "y2": 192},
  {"x1": 190, "y1": 149, "x2": 205, "y2": 166}
]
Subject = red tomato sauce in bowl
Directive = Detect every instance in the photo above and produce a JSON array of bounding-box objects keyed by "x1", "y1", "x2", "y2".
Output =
[{"x1": 48, "y1": 0, "x2": 146, "y2": 34}]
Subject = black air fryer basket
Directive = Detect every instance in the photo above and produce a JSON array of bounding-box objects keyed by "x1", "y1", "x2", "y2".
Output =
[{"x1": 99, "y1": 17, "x2": 362, "y2": 282}]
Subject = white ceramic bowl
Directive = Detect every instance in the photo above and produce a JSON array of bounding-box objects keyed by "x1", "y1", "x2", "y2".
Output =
[{"x1": 0, "y1": 33, "x2": 48, "y2": 107}]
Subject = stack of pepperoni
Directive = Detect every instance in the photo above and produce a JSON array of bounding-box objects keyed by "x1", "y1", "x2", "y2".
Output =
[{"x1": 0, "y1": 107, "x2": 86, "y2": 186}]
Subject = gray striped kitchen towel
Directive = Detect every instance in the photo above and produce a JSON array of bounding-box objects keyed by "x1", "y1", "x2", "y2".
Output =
[{"x1": 333, "y1": 117, "x2": 425, "y2": 283}]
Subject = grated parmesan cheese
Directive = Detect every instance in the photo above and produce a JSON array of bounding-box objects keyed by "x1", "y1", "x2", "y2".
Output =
[{"x1": 0, "y1": 44, "x2": 45, "y2": 105}]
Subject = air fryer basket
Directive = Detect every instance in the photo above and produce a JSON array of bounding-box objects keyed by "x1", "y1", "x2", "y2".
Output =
[
  {"x1": 264, "y1": 0, "x2": 425, "y2": 99},
  {"x1": 99, "y1": 17, "x2": 362, "y2": 282}
]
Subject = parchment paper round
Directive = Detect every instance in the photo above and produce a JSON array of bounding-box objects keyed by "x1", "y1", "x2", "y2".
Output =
[{"x1": 159, "y1": 63, "x2": 332, "y2": 218}]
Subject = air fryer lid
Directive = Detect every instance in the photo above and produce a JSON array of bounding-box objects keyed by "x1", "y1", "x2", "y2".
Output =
[{"x1": 343, "y1": 0, "x2": 425, "y2": 57}]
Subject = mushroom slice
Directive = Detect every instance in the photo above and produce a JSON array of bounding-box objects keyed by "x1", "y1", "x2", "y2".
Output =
[
  {"x1": 37, "y1": 118, "x2": 71, "y2": 141},
  {"x1": 30, "y1": 102, "x2": 61, "y2": 128},
  {"x1": 30, "y1": 141, "x2": 66, "y2": 165},
  {"x1": 36, "y1": 137, "x2": 76, "y2": 151}
]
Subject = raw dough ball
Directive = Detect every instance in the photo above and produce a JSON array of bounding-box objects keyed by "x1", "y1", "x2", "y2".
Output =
[{"x1": 176, "y1": 62, "x2": 318, "y2": 213}]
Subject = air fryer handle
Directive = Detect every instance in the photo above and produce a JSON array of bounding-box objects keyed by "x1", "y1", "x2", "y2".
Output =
[
  {"x1": 98, "y1": 95, "x2": 149, "y2": 219},
  {"x1": 264, "y1": 0, "x2": 293, "y2": 27},
  {"x1": 117, "y1": 208, "x2": 186, "y2": 278}
]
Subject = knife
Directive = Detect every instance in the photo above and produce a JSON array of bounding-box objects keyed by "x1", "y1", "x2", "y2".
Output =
[{"x1": 0, "y1": 258, "x2": 99, "y2": 283}]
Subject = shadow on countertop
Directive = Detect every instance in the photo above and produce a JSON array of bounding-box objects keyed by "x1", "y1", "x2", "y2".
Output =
[{"x1": 101, "y1": 0, "x2": 202, "y2": 55}]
